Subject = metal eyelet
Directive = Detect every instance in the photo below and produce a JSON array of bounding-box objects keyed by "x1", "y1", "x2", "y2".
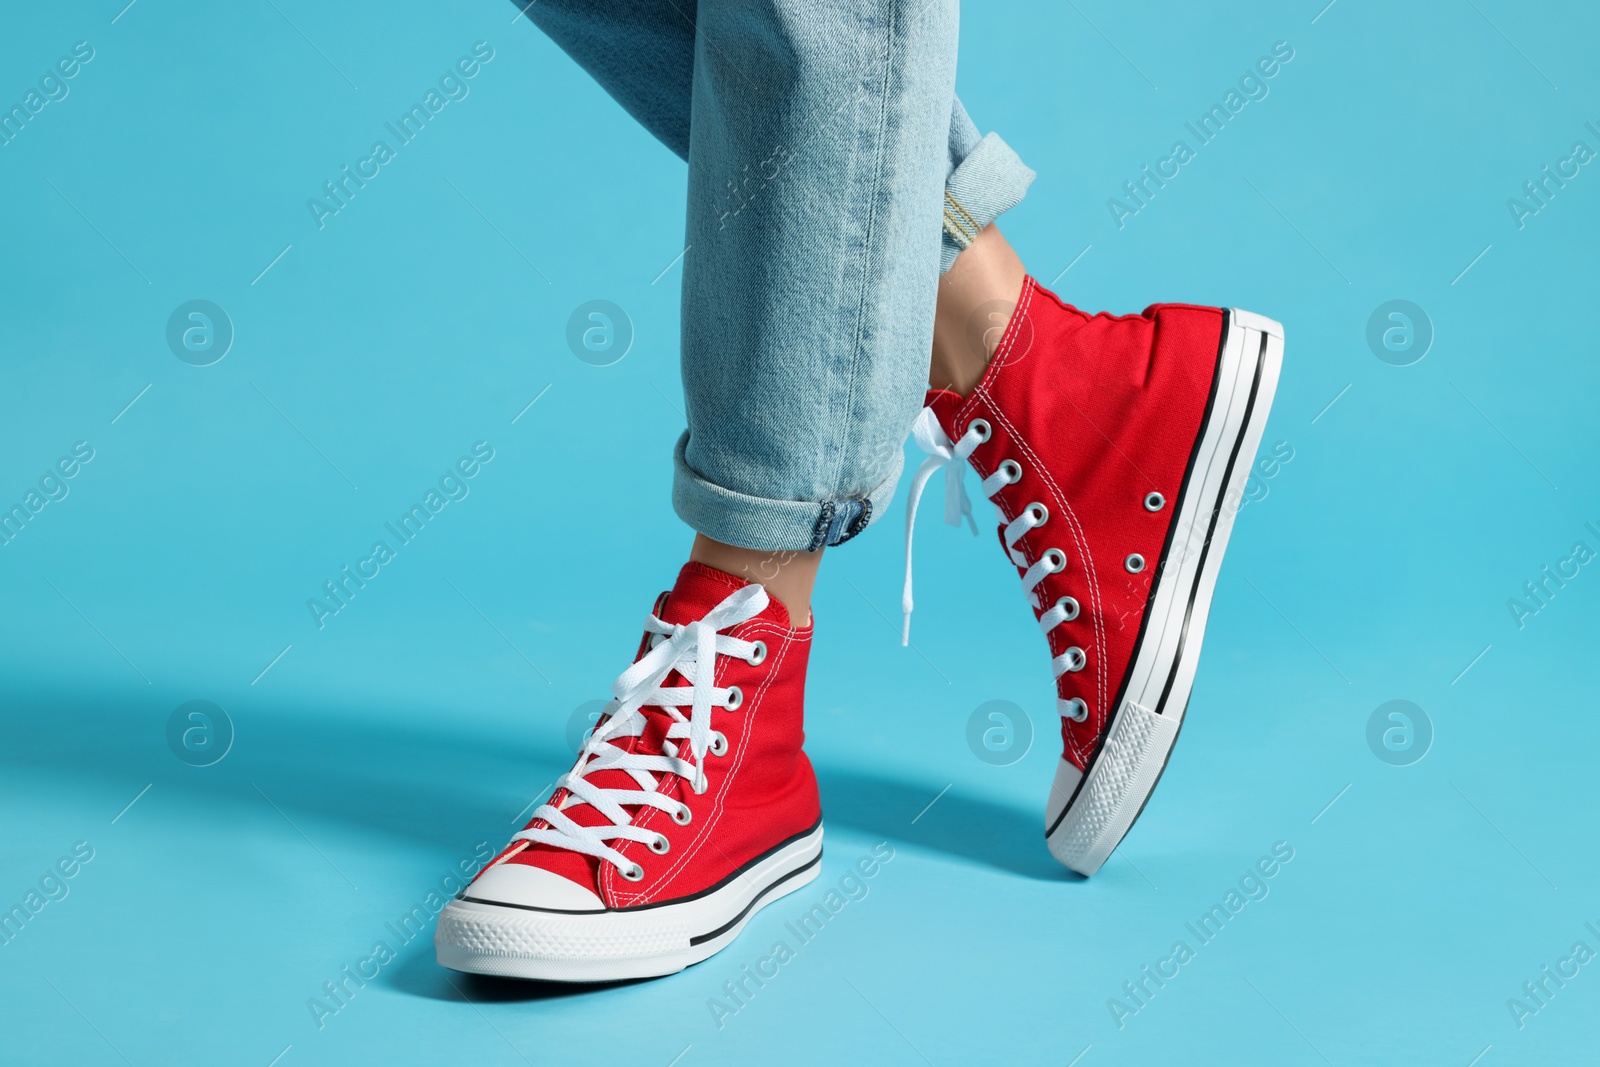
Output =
[
  {"x1": 709, "y1": 731, "x2": 728, "y2": 757},
  {"x1": 649, "y1": 834, "x2": 670, "y2": 855},
  {"x1": 1125, "y1": 553, "x2": 1146, "y2": 574},
  {"x1": 1024, "y1": 502, "x2": 1049, "y2": 527},
  {"x1": 1062, "y1": 697, "x2": 1089, "y2": 723},
  {"x1": 998, "y1": 459, "x2": 1022, "y2": 485},
  {"x1": 724, "y1": 685, "x2": 743, "y2": 711},
  {"x1": 746, "y1": 640, "x2": 767, "y2": 666},
  {"x1": 1042, "y1": 548, "x2": 1067, "y2": 573},
  {"x1": 1144, "y1": 491, "x2": 1165, "y2": 512},
  {"x1": 672, "y1": 805, "x2": 692, "y2": 826},
  {"x1": 967, "y1": 418, "x2": 992, "y2": 443},
  {"x1": 1062, "y1": 646, "x2": 1086, "y2": 673},
  {"x1": 1055, "y1": 596, "x2": 1080, "y2": 622},
  {"x1": 620, "y1": 863, "x2": 645, "y2": 882}
]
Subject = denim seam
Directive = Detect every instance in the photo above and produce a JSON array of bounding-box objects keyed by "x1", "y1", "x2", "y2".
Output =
[
  {"x1": 942, "y1": 189, "x2": 981, "y2": 246},
  {"x1": 673, "y1": 432, "x2": 903, "y2": 552},
  {"x1": 940, "y1": 132, "x2": 1036, "y2": 273},
  {"x1": 807, "y1": 497, "x2": 874, "y2": 550},
  {"x1": 942, "y1": 212, "x2": 975, "y2": 248},
  {"x1": 839, "y1": 497, "x2": 872, "y2": 544},
  {"x1": 823, "y1": 4, "x2": 898, "y2": 512},
  {"x1": 807, "y1": 502, "x2": 835, "y2": 552}
]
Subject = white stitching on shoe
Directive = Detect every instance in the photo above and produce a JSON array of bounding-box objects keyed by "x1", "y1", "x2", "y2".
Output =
[
  {"x1": 903, "y1": 278, "x2": 1109, "y2": 768},
  {"x1": 981, "y1": 405, "x2": 1109, "y2": 734},
  {"x1": 611, "y1": 621, "x2": 800, "y2": 905},
  {"x1": 970, "y1": 280, "x2": 1110, "y2": 764},
  {"x1": 517, "y1": 585, "x2": 770, "y2": 899}
]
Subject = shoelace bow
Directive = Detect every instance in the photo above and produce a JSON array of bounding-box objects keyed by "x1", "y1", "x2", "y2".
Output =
[
  {"x1": 902, "y1": 407, "x2": 989, "y2": 644},
  {"x1": 901, "y1": 407, "x2": 981, "y2": 644},
  {"x1": 903, "y1": 407, "x2": 1081, "y2": 681},
  {"x1": 513, "y1": 584, "x2": 768, "y2": 877}
]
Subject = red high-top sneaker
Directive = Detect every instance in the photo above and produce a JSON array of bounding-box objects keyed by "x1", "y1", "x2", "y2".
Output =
[
  {"x1": 435, "y1": 563, "x2": 822, "y2": 981},
  {"x1": 905, "y1": 277, "x2": 1283, "y2": 875}
]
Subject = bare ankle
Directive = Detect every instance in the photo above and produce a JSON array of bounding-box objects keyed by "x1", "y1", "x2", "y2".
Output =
[
  {"x1": 929, "y1": 223, "x2": 1028, "y2": 396},
  {"x1": 688, "y1": 535, "x2": 821, "y2": 625}
]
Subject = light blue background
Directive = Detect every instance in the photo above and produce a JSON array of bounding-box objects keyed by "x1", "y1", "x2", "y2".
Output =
[{"x1": 3, "y1": 1, "x2": 1598, "y2": 1064}]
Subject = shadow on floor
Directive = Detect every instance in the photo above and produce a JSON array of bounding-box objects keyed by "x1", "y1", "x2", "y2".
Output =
[
  {"x1": 3, "y1": 683, "x2": 1079, "y2": 1004},
  {"x1": 3, "y1": 685, "x2": 1073, "y2": 885},
  {"x1": 816, "y1": 768, "x2": 1074, "y2": 882},
  {"x1": 389, "y1": 941, "x2": 656, "y2": 1004}
]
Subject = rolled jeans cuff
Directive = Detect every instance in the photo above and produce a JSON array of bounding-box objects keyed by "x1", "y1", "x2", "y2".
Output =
[
  {"x1": 940, "y1": 117, "x2": 1036, "y2": 273},
  {"x1": 672, "y1": 432, "x2": 905, "y2": 553}
]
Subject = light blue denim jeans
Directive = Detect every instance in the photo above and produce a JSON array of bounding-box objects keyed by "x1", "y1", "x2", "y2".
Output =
[{"x1": 523, "y1": 0, "x2": 1034, "y2": 551}]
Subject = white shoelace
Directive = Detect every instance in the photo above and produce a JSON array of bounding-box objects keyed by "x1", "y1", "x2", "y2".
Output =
[
  {"x1": 903, "y1": 407, "x2": 1087, "y2": 717},
  {"x1": 513, "y1": 584, "x2": 768, "y2": 878},
  {"x1": 901, "y1": 408, "x2": 981, "y2": 645}
]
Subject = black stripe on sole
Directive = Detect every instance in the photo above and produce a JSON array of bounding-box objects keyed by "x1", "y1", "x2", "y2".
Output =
[
  {"x1": 1047, "y1": 319, "x2": 1272, "y2": 842},
  {"x1": 688, "y1": 853, "x2": 822, "y2": 946},
  {"x1": 461, "y1": 816, "x2": 823, "y2": 916}
]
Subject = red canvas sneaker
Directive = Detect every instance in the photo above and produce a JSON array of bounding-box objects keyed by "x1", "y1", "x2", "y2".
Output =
[
  {"x1": 435, "y1": 563, "x2": 822, "y2": 981},
  {"x1": 904, "y1": 276, "x2": 1284, "y2": 875}
]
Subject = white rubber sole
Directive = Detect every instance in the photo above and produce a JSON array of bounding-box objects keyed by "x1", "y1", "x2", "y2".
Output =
[
  {"x1": 1046, "y1": 308, "x2": 1284, "y2": 876},
  {"x1": 434, "y1": 823, "x2": 823, "y2": 982}
]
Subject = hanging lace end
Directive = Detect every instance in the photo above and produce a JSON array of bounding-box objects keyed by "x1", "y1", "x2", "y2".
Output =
[
  {"x1": 900, "y1": 546, "x2": 921, "y2": 648},
  {"x1": 941, "y1": 453, "x2": 976, "y2": 534},
  {"x1": 903, "y1": 405, "x2": 983, "y2": 650}
]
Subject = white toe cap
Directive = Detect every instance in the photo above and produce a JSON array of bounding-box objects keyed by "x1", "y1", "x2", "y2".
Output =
[
  {"x1": 465, "y1": 862, "x2": 604, "y2": 912},
  {"x1": 1045, "y1": 757, "x2": 1083, "y2": 830}
]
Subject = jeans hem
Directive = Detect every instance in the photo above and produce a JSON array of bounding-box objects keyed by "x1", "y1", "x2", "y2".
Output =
[
  {"x1": 940, "y1": 132, "x2": 1036, "y2": 273},
  {"x1": 672, "y1": 433, "x2": 902, "y2": 552}
]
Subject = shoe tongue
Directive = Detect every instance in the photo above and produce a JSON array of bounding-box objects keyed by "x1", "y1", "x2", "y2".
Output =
[
  {"x1": 924, "y1": 388, "x2": 965, "y2": 437},
  {"x1": 659, "y1": 560, "x2": 792, "y2": 630}
]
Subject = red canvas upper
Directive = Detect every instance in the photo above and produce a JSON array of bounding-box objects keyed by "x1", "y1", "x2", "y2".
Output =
[
  {"x1": 482, "y1": 562, "x2": 820, "y2": 908},
  {"x1": 928, "y1": 276, "x2": 1224, "y2": 771}
]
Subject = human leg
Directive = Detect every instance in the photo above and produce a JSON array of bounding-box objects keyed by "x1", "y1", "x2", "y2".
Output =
[
  {"x1": 518, "y1": 0, "x2": 1030, "y2": 492},
  {"x1": 669, "y1": 1, "x2": 959, "y2": 555},
  {"x1": 688, "y1": 535, "x2": 821, "y2": 624},
  {"x1": 439, "y1": 0, "x2": 972, "y2": 982},
  {"x1": 928, "y1": 222, "x2": 1027, "y2": 396},
  {"x1": 522, "y1": 1, "x2": 1032, "y2": 621}
]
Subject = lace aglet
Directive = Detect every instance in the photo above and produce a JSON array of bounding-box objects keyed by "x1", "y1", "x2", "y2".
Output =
[{"x1": 900, "y1": 613, "x2": 911, "y2": 647}]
